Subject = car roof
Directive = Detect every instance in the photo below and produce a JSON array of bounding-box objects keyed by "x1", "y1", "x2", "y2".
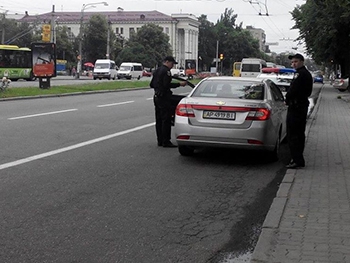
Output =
[{"x1": 203, "y1": 76, "x2": 265, "y2": 82}]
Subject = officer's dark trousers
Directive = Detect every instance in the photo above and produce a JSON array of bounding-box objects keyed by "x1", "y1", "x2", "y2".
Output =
[
  {"x1": 286, "y1": 104, "x2": 308, "y2": 166},
  {"x1": 154, "y1": 95, "x2": 172, "y2": 145}
]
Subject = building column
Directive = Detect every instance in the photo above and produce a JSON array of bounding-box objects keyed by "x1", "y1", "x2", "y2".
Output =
[{"x1": 184, "y1": 29, "x2": 190, "y2": 60}]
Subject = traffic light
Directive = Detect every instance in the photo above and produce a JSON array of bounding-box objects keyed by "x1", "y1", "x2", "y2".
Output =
[
  {"x1": 220, "y1": 53, "x2": 224, "y2": 60},
  {"x1": 41, "y1": 24, "x2": 51, "y2": 42}
]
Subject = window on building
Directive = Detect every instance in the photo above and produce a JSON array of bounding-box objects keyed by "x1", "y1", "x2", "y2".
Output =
[
  {"x1": 120, "y1": 28, "x2": 124, "y2": 35},
  {"x1": 129, "y1": 28, "x2": 135, "y2": 34},
  {"x1": 165, "y1": 27, "x2": 169, "y2": 34},
  {"x1": 116, "y1": 28, "x2": 119, "y2": 34}
]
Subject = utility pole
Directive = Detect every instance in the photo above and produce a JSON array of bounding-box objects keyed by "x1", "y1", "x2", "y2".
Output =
[
  {"x1": 215, "y1": 40, "x2": 219, "y2": 74},
  {"x1": 1, "y1": 10, "x2": 8, "y2": 44},
  {"x1": 50, "y1": 5, "x2": 55, "y2": 43},
  {"x1": 106, "y1": 18, "x2": 111, "y2": 58}
]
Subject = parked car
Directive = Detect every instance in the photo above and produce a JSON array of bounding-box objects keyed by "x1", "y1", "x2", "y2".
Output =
[
  {"x1": 313, "y1": 75, "x2": 324, "y2": 83},
  {"x1": 142, "y1": 69, "x2": 152, "y2": 77},
  {"x1": 174, "y1": 77, "x2": 287, "y2": 160},
  {"x1": 333, "y1": 77, "x2": 349, "y2": 92},
  {"x1": 257, "y1": 68, "x2": 295, "y2": 96}
]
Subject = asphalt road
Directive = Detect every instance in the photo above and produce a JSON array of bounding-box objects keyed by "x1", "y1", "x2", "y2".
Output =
[{"x1": 0, "y1": 83, "x2": 322, "y2": 263}]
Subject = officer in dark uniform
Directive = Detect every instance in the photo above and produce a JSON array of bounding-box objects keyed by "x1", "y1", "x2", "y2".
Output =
[
  {"x1": 285, "y1": 53, "x2": 313, "y2": 168},
  {"x1": 150, "y1": 56, "x2": 186, "y2": 148}
]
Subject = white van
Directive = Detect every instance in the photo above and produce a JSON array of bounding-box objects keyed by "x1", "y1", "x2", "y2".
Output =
[
  {"x1": 240, "y1": 58, "x2": 267, "y2": 77},
  {"x1": 117, "y1": 62, "x2": 143, "y2": 80},
  {"x1": 93, "y1": 59, "x2": 118, "y2": 80}
]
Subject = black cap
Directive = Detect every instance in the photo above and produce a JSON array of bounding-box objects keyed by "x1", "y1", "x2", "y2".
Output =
[
  {"x1": 163, "y1": 56, "x2": 178, "y2": 64},
  {"x1": 288, "y1": 53, "x2": 304, "y2": 61}
]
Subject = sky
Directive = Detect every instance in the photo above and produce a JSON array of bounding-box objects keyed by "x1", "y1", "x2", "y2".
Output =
[{"x1": 2, "y1": 0, "x2": 307, "y2": 54}]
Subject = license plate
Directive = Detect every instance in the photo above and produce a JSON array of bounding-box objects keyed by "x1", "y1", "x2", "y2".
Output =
[{"x1": 203, "y1": 111, "x2": 236, "y2": 120}]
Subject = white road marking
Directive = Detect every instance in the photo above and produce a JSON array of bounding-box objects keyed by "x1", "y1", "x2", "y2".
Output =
[
  {"x1": 146, "y1": 97, "x2": 153, "y2": 100},
  {"x1": 97, "y1": 101, "x2": 134, "y2": 107},
  {"x1": 0, "y1": 122, "x2": 155, "y2": 171},
  {"x1": 8, "y1": 109, "x2": 78, "y2": 120}
]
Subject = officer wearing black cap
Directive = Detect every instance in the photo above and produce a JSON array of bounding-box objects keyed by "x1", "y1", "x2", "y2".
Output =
[
  {"x1": 285, "y1": 53, "x2": 313, "y2": 169},
  {"x1": 150, "y1": 56, "x2": 187, "y2": 147}
]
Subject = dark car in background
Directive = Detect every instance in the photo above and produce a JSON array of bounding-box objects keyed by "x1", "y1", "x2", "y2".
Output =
[{"x1": 313, "y1": 75, "x2": 324, "y2": 84}]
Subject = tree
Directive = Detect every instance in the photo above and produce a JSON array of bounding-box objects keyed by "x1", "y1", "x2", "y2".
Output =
[
  {"x1": 83, "y1": 14, "x2": 109, "y2": 63},
  {"x1": 1, "y1": 18, "x2": 34, "y2": 47},
  {"x1": 117, "y1": 23, "x2": 172, "y2": 68},
  {"x1": 291, "y1": 0, "x2": 350, "y2": 77},
  {"x1": 198, "y1": 15, "x2": 217, "y2": 71},
  {"x1": 55, "y1": 25, "x2": 75, "y2": 62},
  {"x1": 218, "y1": 8, "x2": 260, "y2": 73}
]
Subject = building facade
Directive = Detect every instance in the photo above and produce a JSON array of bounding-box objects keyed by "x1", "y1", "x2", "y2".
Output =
[
  {"x1": 19, "y1": 10, "x2": 200, "y2": 70},
  {"x1": 246, "y1": 25, "x2": 266, "y2": 52}
]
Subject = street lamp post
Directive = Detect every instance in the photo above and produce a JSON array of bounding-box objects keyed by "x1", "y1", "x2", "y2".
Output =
[
  {"x1": 215, "y1": 40, "x2": 219, "y2": 74},
  {"x1": 76, "y1": 1, "x2": 108, "y2": 79}
]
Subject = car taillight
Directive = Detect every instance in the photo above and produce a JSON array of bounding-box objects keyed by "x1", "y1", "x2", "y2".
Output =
[
  {"x1": 246, "y1": 108, "x2": 271, "y2": 121},
  {"x1": 176, "y1": 104, "x2": 195, "y2": 117}
]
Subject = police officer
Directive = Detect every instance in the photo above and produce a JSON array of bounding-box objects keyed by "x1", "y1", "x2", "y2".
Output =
[
  {"x1": 285, "y1": 53, "x2": 313, "y2": 168},
  {"x1": 150, "y1": 56, "x2": 186, "y2": 148}
]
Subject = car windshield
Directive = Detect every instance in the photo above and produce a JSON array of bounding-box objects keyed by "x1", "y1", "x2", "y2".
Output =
[
  {"x1": 192, "y1": 80, "x2": 265, "y2": 100},
  {"x1": 95, "y1": 63, "x2": 109, "y2": 69},
  {"x1": 119, "y1": 66, "x2": 131, "y2": 71}
]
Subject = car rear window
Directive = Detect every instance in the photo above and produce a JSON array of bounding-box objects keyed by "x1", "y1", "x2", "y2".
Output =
[{"x1": 192, "y1": 80, "x2": 265, "y2": 100}]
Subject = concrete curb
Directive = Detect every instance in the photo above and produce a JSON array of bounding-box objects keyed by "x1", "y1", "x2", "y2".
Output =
[{"x1": 251, "y1": 83, "x2": 326, "y2": 263}]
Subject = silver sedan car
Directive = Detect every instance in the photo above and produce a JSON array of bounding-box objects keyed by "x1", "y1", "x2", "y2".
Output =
[
  {"x1": 174, "y1": 77, "x2": 288, "y2": 160},
  {"x1": 333, "y1": 77, "x2": 349, "y2": 92}
]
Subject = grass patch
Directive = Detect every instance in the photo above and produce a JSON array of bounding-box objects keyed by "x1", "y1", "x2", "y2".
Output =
[
  {"x1": 1, "y1": 80, "x2": 151, "y2": 98},
  {"x1": 0, "y1": 79, "x2": 201, "y2": 99}
]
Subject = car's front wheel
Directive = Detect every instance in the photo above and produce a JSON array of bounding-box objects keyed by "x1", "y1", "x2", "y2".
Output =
[{"x1": 178, "y1": 145, "x2": 194, "y2": 156}]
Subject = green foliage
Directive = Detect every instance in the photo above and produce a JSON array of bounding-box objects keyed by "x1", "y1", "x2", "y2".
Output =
[
  {"x1": 84, "y1": 15, "x2": 109, "y2": 63},
  {"x1": 198, "y1": 8, "x2": 261, "y2": 73},
  {"x1": 116, "y1": 24, "x2": 172, "y2": 68},
  {"x1": 2, "y1": 19, "x2": 34, "y2": 47},
  {"x1": 291, "y1": 0, "x2": 350, "y2": 76},
  {"x1": 55, "y1": 25, "x2": 76, "y2": 63}
]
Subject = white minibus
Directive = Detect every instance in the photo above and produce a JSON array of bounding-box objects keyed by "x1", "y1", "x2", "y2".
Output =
[
  {"x1": 240, "y1": 58, "x2": 267, "y2": 77},
  {"x1": 117, "y1": 62, "x2": 143, "y2": 80},
  {"x1": 93, "y1": 59, "x2": 118, "y2": 80}
]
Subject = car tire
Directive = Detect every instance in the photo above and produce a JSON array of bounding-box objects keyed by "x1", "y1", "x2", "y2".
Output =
[
  {"x1": 178, "y1": 145, "x2": 194, "y2": 156},
  {"x1": 338, "y1": 89, "x2": 346, "y2": 92}
]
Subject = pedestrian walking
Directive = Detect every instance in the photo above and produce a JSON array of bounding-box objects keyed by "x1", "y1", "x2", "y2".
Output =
[
  {"x1": 285, "y1": 53, "x2": 313, "y2": 168},
  {"x1": 72, "y1": 67, "x2": 76, "y2": 77},
  {"x1": 150, "y1": 56, "x2": 187, "y2": 148}
]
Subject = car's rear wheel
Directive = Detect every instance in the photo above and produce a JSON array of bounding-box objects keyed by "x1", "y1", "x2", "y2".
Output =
[{"x1": 178, "y1": 145, "x2": 194, "y2": 156}]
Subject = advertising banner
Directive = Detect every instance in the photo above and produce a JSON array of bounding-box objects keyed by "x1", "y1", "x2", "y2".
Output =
[{"x1": 31, "y1": 42, "x2": 56, "y2": 78}]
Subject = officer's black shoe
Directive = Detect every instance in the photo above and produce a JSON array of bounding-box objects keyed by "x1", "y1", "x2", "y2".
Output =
[
  {"x1": 286, "y1": 162, "x2": 305, "y2": 169},
  {"x1": 163, "y1": 141, "x2": 177, "y2": 148},
  {"x1": 157, "y1": 142, "x2": 162, "y2": 147}
]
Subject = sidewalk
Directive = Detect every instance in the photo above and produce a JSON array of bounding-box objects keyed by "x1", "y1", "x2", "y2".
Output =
[{"x1": 251, "y1": 83, "x2": 350, "y2": 263}]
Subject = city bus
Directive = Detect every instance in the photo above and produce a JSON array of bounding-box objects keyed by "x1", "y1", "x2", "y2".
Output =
[
  {"x1": 0, "y1": 44, "x2": 35, "y2": 81},
  {"x1": 232, "y1": 61, "x2": 241, "y2": 77}
]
